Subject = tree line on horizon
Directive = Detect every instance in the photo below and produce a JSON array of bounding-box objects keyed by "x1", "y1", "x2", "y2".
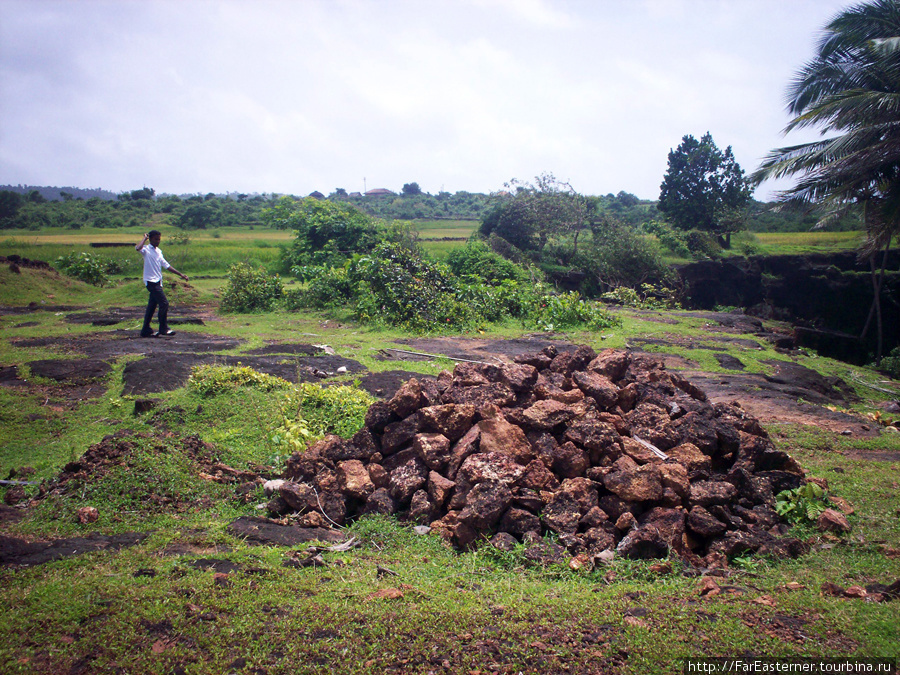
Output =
[{"x1": 0, "y1": 179, "x2": 861, "y2": 234}]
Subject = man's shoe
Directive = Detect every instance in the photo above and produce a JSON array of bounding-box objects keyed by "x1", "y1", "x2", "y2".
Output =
[
  {"x1": 140, "y1": 332, "x2": 155, "y2": 338},
  {"x1": 155, "y1": 330, "x2": 175, "y2": 337}
]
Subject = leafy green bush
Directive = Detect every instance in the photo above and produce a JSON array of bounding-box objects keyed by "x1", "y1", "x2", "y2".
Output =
[
  {"x1": 272, "y1": 383, "x2": 376, "y2": 454},
  {"x1": 601, "y1": 283, "x2": 681, "y2": 310},
  {"x1": 349, "y1": 242, "x2": 474, "y2": 332},
  {"x1": 301, "y1": 265, "x2": 354, "y2": 308},
  {"x1": 271, "y1": 197, "x2": 382, "y2": 269},
  {"x1": 684, "y1": 229, "x2": 722, "y2": 258},
  {"x1": 774, "y1": 483, "x2": 830, "y2": 524},
  {"x1": 641, "y1": 220, "x2": 691, "y2": 257},
  {"x1": 529, "y1": 291, "x2": 619, "y2": 332},
  {"x1": 54, "y1": 252, "x2": 114, "y2": 286},
  {"x1": 220, "y1": 263, "x2": 283, "y2": 312},
  {"x1": 446, "y1": 239, "x2": 531, "y2": 284},
  {"x1": 877, "y1": 347, "x2": 900, "y2": 378},
  {"x1": 577, "y1": 219, "x2": 675, "y2": 292},
  {"x1": 188, "y1": 364, "x2": 292, "y2": 396}
]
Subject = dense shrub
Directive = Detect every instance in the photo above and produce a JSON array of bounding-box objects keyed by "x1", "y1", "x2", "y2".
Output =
[
  {"x1": 577, "y1": 220, "x2": 675, "y2": 293},
  {"x1": 601, "y1": 283, "x2": 682, "y2": 310},
  {"x1": 188, "y1": 364, "x2": 292, "y2": 396},
  {"x1": 298, "y1": 265, "x2": 354, "y2": 309},
  {"x1": 684, "y1": 229, "x2": 722, "y2": 258},
  {"x1": 349, "y1": 242, "x2": 475, "y2": 332},
  {"x1": 220, "y1": 263, "x2": 283, "y2": 312},
  {"x1": 446, "y1": 239, "x2": 531, "y2": 284},
  {"x1": 641, "y1": 220, "x2": 691, "y2": 257},
  {"x1": 528, "y1": 290, "x2": 618, "y2": 332},
  {"x1": 54, "y1": 252, "x2": 115, "y2": 286},
  {"x1": 878, "y1": 347, "x2": 900, "y2": 379},
  {"x1": 270, "y1": 197, "x2": 381, "y2": 269},
  {"x1": 271, "y1": 383, "x2": 377, "y2": 456}
]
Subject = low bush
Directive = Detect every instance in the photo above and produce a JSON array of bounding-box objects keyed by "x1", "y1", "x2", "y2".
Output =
[
  {"x1": 188, "y1": 364, "x2": 292, "y2": 397},
  {"x1": 641, "y1": 220, "x2": 691, "y2": 257},
  {"x1": 220, "y1": 263, "x2": 283, "y2": 312},
  {"x1": 774, "y1": 483, "x2": 830, "y2": 524},
  {"x1": 601, "y1": 283, "x2": 682, "y2": 310},
  {"x1": 271, "y1": 383, "x2": 376, "y2": 455},
  {"x1": 349, "y1": 242, "x2": 473, "y2": 332},
  {"x1": 528, "y1": 290, "x2": 619, "y2": 332},
  {"x1": 446, "y1": 239, "x2": 531, "y2": 284},
  {"x1": 878, "y1": 346, "x2": 900, "y2": 379},
  {"x1": 684, "y1": 229, "x2": 722, "y2": 258},
  {"x1": 54, "y1": 252, "x2": 118, "y2": 286}
]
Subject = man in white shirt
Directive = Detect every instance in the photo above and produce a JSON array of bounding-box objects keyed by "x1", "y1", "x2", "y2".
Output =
[{"x1": 135, "y1": 230, "x2": 189, "y2": 337}]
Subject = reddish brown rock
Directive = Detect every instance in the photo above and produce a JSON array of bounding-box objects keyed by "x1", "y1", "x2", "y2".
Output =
[
  {"x1": 367, "y1": 463, "x2": 389, "y2": 489},
  {"x1": 499, "y1": 363, "x2": 539, "y2": 392},
  {"x1": 441, "y1": 382, "x2": 516, "y2": 408},
  {"x1": 542, "y1": 491, "x2": 582, "y2": 535},
  {"x1": 76, "y1": 506, "x2": 99, "y2": 524},
  {"x1": 816, "y1": 508, "x2": 851, "y2": 534},
  {"x1": 559, "y1": 477, "x2": 599, "y2": 514},
  {"x1": 427, "y1": 470, "x2": 455, "y2": 509},
  {"x1": 549, "y1": 345, "x2": 596, "y2": 376},
  {"x1": 667, "y1": 443, "x2": 712, "y2": 474},
  {"x1": 478, "y1": 417, "x2": 534, "y2": 465},
  {"x1": 573, "y1": 370, "x2": 619, "y2": 410},
  {"x1": 337, "y1": 460, "x2": 375, "y2": 501},
  {"x1": 445, "y1": 424, "x2": 480, "y2": 479},
  {"x1": 279, "y1": 481, "x2": 318, "y2": 512},
  {"x1": 412, "y1": 433, "x2": 451, "y2": 472},
  {"x1": 500, "y1": 507, "x2": 541, "y2": 536},
  {"x1": 387, "y1": 452, "x2": 428, "y2": 504},
  {"x1": 687, "y1": 506, "x2": 728, "y2": 537},
  {"x1": 545, "y1": 441, "x2": 590, "y2": 479},
  {"x1": 690, "y1": 481, "x2": 738, "y2": 507},
  {"x1": 408, "y1": 489, "x2": 433, "y2": 523},
  {"x1": 587, "y1": 349, "x2": 630, "y2": 382},
  {"x1": 520, "y1": 458, "x2": 561, "y2": 491},
  {"x1": 363, "y1": 487, "x2": 395, "y2": 515},
  {"x1": 459, "y1": 479, "x2": 512, "y2": 531},
  {"x1": 456, "y1": 451, "x2": 525, "y2": 488},
  {"x1": 418, "y1": 404, "x2": 476, "y2": 442},
  {"x1": 381, "y1": 414, "x2": 423, "y2": 455},
  {"x1": 603, "y1": 464, "x2": 663, "y2": 502},
  {"x1": 520, "y1": 399, "x2": 577, "y2": 430},
  {"x1": 388, "y1": 378, "x2": 428, "y2": 418}
]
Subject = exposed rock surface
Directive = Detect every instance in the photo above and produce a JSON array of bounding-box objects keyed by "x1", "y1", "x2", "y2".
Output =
[{"x1": 272, "y1": 346, "x2": 808, "y2": 564}]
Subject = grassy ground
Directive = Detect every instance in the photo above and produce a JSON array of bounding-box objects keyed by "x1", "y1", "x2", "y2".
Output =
[{"x1": 0, "y1": 231, "x2": 897, "y2": 674}]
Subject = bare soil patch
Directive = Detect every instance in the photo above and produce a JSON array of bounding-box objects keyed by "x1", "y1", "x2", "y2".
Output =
[{"x1": 0, "y1": 532, "x2": 147, "y2": 568}]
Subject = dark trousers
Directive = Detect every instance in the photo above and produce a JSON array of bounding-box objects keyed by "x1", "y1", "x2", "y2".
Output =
[{"x1": 141, "y1": 281, "x2": 169, "y2": 336}]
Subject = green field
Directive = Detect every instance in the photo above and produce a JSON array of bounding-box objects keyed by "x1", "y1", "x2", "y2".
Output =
[{"x1": 0, "y1": 222, "x2": 867, "y2": 280}]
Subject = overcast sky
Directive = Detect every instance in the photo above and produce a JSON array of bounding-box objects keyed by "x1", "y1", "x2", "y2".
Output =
[{"x1": 0, "y1": 0, "x2": 855, "y2": 200}]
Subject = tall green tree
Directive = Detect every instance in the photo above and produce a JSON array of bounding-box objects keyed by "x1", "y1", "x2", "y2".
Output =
[
  {"x1": 658, "y1": 132, "x2": 751, "y2": 248},
  {"x1": 751, "y1": 0, "x2": 900, "y2": 363}
]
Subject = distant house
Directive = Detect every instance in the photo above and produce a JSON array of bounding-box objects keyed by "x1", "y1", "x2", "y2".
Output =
[
  {"x1": 308, "y1": 191, "x2": 325, "y2": 200},
  {"x1": 365, "y1": 188, "x2": 395, "y2": 197},
  {"x1": 348, "y1": 192, "x2": 362, "y2": 198}
]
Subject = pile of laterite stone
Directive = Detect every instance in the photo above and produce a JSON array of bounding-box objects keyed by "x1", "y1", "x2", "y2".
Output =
[{"x1": 269, "y1": 345, "x2": 809, "y2": 566}]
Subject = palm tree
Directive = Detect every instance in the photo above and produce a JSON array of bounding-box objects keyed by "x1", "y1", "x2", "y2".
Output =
[{"x1": 751, "y1": 0, "x2": 900, "y2": 363}]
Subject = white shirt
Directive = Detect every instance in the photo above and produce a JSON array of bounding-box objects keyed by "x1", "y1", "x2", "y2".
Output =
[{"x1": 139, "y1": 244, "x2": 171, "y2": 283}]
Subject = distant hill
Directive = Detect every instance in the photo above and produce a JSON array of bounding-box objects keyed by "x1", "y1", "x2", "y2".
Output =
[{"x1": 0, "y1": 185, "x2": 119, "y2": 201}]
